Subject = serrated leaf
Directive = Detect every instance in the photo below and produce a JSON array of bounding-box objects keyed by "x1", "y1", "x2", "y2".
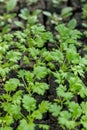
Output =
[
  {"x1": 22, "y1": 95, "x2": 36, "y2": 112},
  {"x1": 81, "y1": 115, "x2": 87, "y2": 129},
  {"x1": 18, "y1": 70, "x2": 25, "y2": 78},
  {"x1": 56, "y1": 85, "x2": 73, "y2": 100},
  {"x1": 25, "y1": 71, "x2": 34, "y2": 83},
  {"x1": 51, "y1": 49, "x2": 64, "y2": 62},
  {"x1": 4, "y1": 78, "x2": 20, "y2": 92},
  {"x1": 59, "y1": 111, "x2": 71, "y2": 119},
  {"x1": 66, "y1": 44, "x2": 79, "y2": 64},
  {"x1": 17, "y1": 119, "x2": 35, "y2": 130},
  {"x1": 6, "y1": 50, "x2": 21, "y2": 62},
  {"x1": 34, "y1": 66, "x2": 49, "y2": 80},
  {"x1": 49, "y1": 103, "x2": 62, "y2": 117},
  {"x1": 38, "y1": 124, "x2": 49, "y2": 130},
  {"x1": 79, "y1": 86, "x2": 87, "y2": 98},
  {"x1": 32, "y1": 82, "x2": 49, "y2": 95},
  {"x1": 1, "y1": 115, "x2": 13, "y2": 125},
  {"x1": 39, "y1": 101, "x2": 50, "y2": 114},
  {"x1": 12, "y1": 90, "x2": 23, "y2": 104},
  {"x1": 0, "y1": 127, "x2": 13, "y2": 130},
  {"x1": 68, "y1": 102, "x2": 82, "y2": 119},
  {"x1": 43, "y1": 51, "x2": 53, "y2": 61},
  {"x1": 31, "y1": 110, "x2": 42, "y2": 119},
  {"x1": 69, "y1": 76, "x2": 83, "y2": 93},
  {"x1": 58, "y1": 111, "x2": 76, "y2": 129},
  {"x1": 29, "y1": 47, "x2": 39, "y2": 59},
  {"x1": 81, "y1": 102, "x2": 87, "y2": 114},
  {"x1": 2, "y1": 102, "x2": 21, "y2": 119}
]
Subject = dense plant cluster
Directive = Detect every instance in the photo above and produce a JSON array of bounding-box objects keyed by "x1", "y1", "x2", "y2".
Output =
[{"x1": 0, "y1": 0, "x2": 87, "y2": 130}]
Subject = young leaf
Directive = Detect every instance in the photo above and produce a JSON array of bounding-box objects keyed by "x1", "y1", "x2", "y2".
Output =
[
  {"x1": 18, "y1": 70, "x2": 25, "y2": 78},
  {"x1": 81, "y1": 102, "x2": 87, "y2": 114},
  {"x1": 4, "y1": 78, "x2": 20, "y2": 92},
  {"x1": 68, "y1": 76, "x2": 83, "y2": 93},
  {"x1": 12, "y1": 90, "x2": 23, "y2": 104},
  {"x1": 19, "y1": 8, "x2": 30, "y2": 20},
  {"x1": 25, "y1": 71, "x2": 34, "y2": 83},
  {"x1": 42, "y1": 51, "x2": 53, "y2": 61},
  {"x1": 14, "y1": 21, "x2": 24, "y2": 28},
  {"x1": 58, "y1": 111, "x2": 76, "y2": 129},
  {"x1": 17, "y1": 119, "x2": 35, "y2": 130},
  {"x1": 38, "y1": 124, "x2": 50, "y2": 130},
  {"x1": 68, "y1": 101, "x2": 82, "y2": 119},
  {"x1": 0, "y1": 127, "x2": 13, "y2": 130},
  {"x1": 6, "y1": 50, "x2": 21, "y2": 63},
  {"x1": 31, "y1": 110, "x2": 42, "y2": 119},
  {"x1": 2, "y1": 102, "x2": 21, "y2": 119},
  {"x1": 39, "y1": 101, "x2": 50, "y2": 114},
  {"x1": 56, "y1": 85, "x2": 73, "y2": 100},
  {"x1": 61, "y1": 7, "x2": 73, "y2": 18},
  {"x1": 22, "y1": 95, "x2": 36, "y2": 112},
  {"x1": 49, "y1": 103, "x2": 62, "y2": 117},
  {"x1": 51, "y1": 49, "x2": 64, "y2": 62},
  {"x1": 81, "y1": 115, "x2": 87, "y2": 129},
  {"x1": 6, "y1": 0, "x2": 18, "y2": 11},
  {"x1": 79, "y1": 86, "x2": 87, "y2": 98},
  {"x1": 29, "y1": 47, "x2": 39, "y2": 59},
  {"x1": 34, "y1": 66, "x2": 50, "y2": 80},
  {"x1": 1, "y1": 115, "x2": 14, "y2": 125},
  {"x1": 32, "y1": 82, "x2": 49, "y2": 95},
  {"x1": 68, "y1": 18, "x2": 77, "y2": 29}
]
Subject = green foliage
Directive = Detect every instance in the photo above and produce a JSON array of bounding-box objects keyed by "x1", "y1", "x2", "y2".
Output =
[
  {"x1": 38, "y1": 101, "x2": 50, "y2": 113},
  {"x1": 38, "y1": 124, "x2": 49, "y2": 130},
  {"x1": 68, "y1": 101, "x2": 82, "y2": 119},
  {"x1": 34, "y1": 66, "x2": 50, "y2": 79},
  {"x1": 17, "y1": 119, "x2": 35, "y2": 130},
  {"x1": 22, "y1": 95, "x2": 36, "y2": 112},
  {"x1": 32, "y1": 82, "x2": 49, "y2": 95},
  {"x1": 2, "y1": 102, "x2": 21, "y2": 119},
  {"x1": 51, "y1": 0, "x2": 68, "y2": 7},
  {"x1": 19, "y1": 8, "x2": 30, "y2": 20},
  {"x1": 61, "y1": 7, "x2": 73, "y2": 18},
  {"x1": 48, "y1": 23, "x2": 87, "y2": 130},
  {"x1": 49, "y1": 103, "x2": 62, "y2": 117},
  {"x1": 25, "y1": 0, "x2": 38, "y2": 5},
  {"x1": 82, "y1": 4, "x2": 87, "y2": 19},
  {"x1": 0, "y1": 1, "x2": 87, "y2": 130},
  {"x1": 4, "y1": 78, "x2": 21, "y2": 92},
  {"x1": 6, "y1": 0, "x2": 18, "y2": 11},
  {"x1": 0, "y1": 127, "x2": 13, "y2": 130},
  {"x1": 56, "y1": 85, "x2": 73, "y2": 100},
  {"x1": 81, "y1": 115, "x2": 87, "y2": 129},
  {"x1": 58, "y1": 111, "x2": 76, "y2": 129},
  {"x1": 68, "y1": 18, "x2": 77, "y2": 29}
]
